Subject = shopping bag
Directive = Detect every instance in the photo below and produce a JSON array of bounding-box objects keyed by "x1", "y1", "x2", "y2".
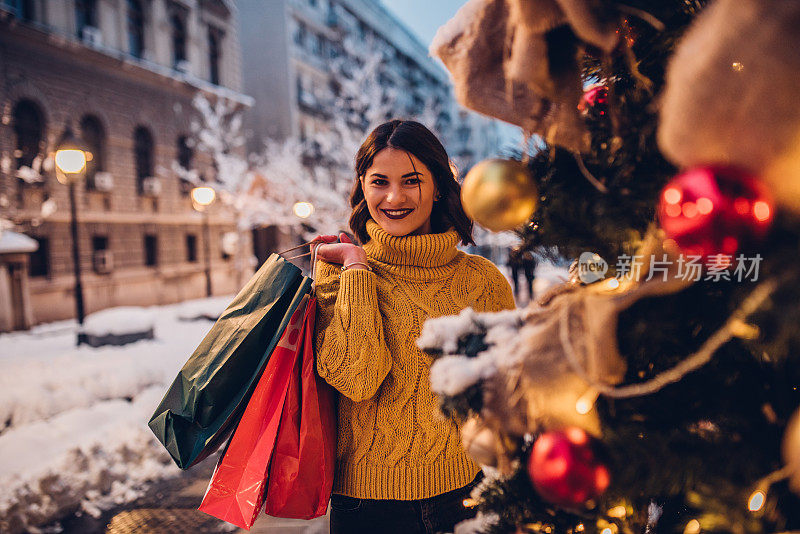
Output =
[
  {"x1": 263, "y1": 296, "x2": 337, "y2": 519},
  {"x1": 198, "y1": 295, "x2": 310, "y2": 529},
  {"x1": 149, "y1": 254, "x2": 312, "y2": 469}
]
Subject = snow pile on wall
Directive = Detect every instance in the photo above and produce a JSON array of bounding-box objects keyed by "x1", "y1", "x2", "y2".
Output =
[{"x1": 81, "y1": 307, "x2": 155, "y2": 336}]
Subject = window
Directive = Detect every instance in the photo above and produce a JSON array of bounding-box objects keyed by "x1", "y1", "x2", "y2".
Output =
[
  {"x1": 177, "y1": 135, "x2": 193, "y2": 194},
  {"x1": 92, "y1": 235, "x2": 110, "y2": 273},
  {"x1": 75, "y1": 0, "x2": 97, "y2": 37},
  {"x1": 170, "y1": 13, "x2": 187, "y2": 68},
  {"x1": 208, "y1": 28, "x2": 221, "y2": 85},
  {"x1": 28, "y1": 237, "x2": 49, "y2": 277},
  {"x1": 133, "y1": 127, "x2": 154, "y2": 195},
  {"x1": 80, "y1": 115, "x2": 104, "y2": 187},
  {"x1": 127, "y1": 0, "x2": 145, "y2": 58},
  {"x1": 144, "y1": 234, "x2": 158, "y2": 266},
  {"x1": 12, "y1": 100, "x2": 44, "y2": 170},
  {"x1": 18, "y1": 0, "x2": 34, "y2": 20},
  {"x1": 92, "y1": 235, "x2": 108, "y2": 252},
  {"x1": 294, "y1": 21, "x2": 306, "y2": 46},
  {"x1": 310, "y1": 33, "x2": 322, "y2": 56},
  {"x1": 186, "y1": 234, "x2": 197, "y2": 262}
]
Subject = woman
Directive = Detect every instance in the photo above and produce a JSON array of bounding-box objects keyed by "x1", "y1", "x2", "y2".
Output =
[{"x1": 314, "y1": 119, "x2": 515, "y2": 533}]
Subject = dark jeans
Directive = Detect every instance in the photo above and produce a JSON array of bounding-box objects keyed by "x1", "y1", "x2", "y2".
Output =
[{"x1": 329, "y1": 474, "x2": 483, "y2": 534}]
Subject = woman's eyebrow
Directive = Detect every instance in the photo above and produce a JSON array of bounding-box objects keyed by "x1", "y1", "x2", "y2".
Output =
[{"x1": 368, "y1": 171, "x2": 422, "y2": 178}]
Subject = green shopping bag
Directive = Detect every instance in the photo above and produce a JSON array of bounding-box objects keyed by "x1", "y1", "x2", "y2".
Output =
[{"x1": 149, "y1": 253, "x2": 312, "y2": 469}]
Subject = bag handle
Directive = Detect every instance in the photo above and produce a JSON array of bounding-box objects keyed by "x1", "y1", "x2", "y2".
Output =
[{"x1": 278, "y1": 240, "x2": 327, "y2": 287}]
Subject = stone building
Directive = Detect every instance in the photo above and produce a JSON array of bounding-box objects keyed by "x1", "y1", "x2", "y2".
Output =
[
  {"x1": 236, "y1": 0, "x2": 513, "y2": 170},
  {"x1": 0, "y1": 0, "x2": 253, "y2": 328}
]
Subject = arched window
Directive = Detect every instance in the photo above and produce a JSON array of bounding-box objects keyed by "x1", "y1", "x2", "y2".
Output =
[
  {"x1": 127, "y1": 0, "x2": 145, "y2": 58},
  {"x1": 171, "y1": 14, "x2": 187, "y2": 68},
  {"x1": 19, "y1": 0, "x2": 35, "y2": 21},
  {"x1": 80, "y1": 115, "x2": 104, "y2": 186},
  {"x1": 133, "y1": 127, "x2": 154, "y2": 194},
  {"x1": 208, "y1": 28, "x2": 221, "y2": 85},
  {"x1": 75, "y1": 0, "x2": 97, "y2": 37},
  {"x1": 12, "y1": 100, "x2": 45, "y2": 171},
  {"x1": 177, "y1": 135, "x2": 193, "y2": 194}
]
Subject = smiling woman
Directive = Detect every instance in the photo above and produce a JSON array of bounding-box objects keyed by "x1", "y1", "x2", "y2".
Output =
[
  {"x1": 349, "y1": 120, "x2": 474, "y2": 246},
  {"x1": 312, "y1": 120, "x2": 516, "y2": 534}
]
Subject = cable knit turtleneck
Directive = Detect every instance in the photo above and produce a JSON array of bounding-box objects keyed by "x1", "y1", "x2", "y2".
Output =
[{"x1": 314, "y1": 220, "x2": 515, "y2": 500}]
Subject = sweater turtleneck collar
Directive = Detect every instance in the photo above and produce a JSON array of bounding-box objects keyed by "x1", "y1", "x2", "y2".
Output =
[{"x1": 362, "y1": 219, "x2": 461, "y2": 279}]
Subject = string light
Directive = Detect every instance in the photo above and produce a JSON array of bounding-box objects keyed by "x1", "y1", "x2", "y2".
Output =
[
  {"x1": 753, "y1": 200, "x2": 771, "y2": 222},
  {"x1": 575, "y1": 389, "x2": 599, "y2": 415},
  {"x1": 607, "y1": 505, "x2": 627, "y2": 518},
  {"x1": 462, "y1": 498, "x2": 478, "y2": 508},
  {"x1": 663, "y1": 187, "x2": 682, "y2": 205},
  {"x1": 575, "y1": 525, "x2": 585, "y2": 533},
  {"x1": 684, "y1": 519, "x2": 701, "y2": 534},
  {"x1": 696, "y1": 197, "x2": 714, "y2": 215},
  {"x1": 748, "y1": 490, "x2": 765, "y2": 512}
]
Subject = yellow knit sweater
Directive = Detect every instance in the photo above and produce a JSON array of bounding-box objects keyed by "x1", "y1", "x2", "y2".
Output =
[{"x1": 314, "y1": 220, "x2": 515, "y2": 500}]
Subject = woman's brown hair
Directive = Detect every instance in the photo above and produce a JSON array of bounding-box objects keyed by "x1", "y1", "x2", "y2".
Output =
[{"x1": 348, "y1": 119, "x2": 475, "y2": 245}]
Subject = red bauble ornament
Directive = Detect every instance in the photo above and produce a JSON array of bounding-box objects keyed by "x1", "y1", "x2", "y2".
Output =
[
  {"x1": 578, "y1": 85, "x2": 608, "y2": 114},
  {"x1": 528, "y1": 428, "x2": 610, "y2": 509},
  {"x1": 657, "y1": 166, "x2": 773, "y2": 260}
]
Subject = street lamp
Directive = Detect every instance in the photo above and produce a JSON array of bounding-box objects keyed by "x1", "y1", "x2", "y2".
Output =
[
  {"x1": 55, "y1": 127, "x2": 91, "y2": 326},
  {"x1": 191, "y1": 186, "x2": 216, "y2": 297},
  {"x1": 293, "y1": 201, "x2": 314, "y2": 219}
]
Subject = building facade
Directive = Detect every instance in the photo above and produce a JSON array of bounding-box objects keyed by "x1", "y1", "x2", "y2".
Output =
[
  {"x1": 0, "y1": 0, "x2": 253, "y2": 328},
  {"x1": 236, "y1": 0, "x2": 515, "y2": 172}
]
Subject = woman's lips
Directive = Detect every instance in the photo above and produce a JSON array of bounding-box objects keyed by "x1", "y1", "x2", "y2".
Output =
[{"x1": 381, "y1": 208, "x2": 413, "y2": 220}]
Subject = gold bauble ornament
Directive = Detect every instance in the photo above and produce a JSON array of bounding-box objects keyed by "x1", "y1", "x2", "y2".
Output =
[{"x1": 461, "y1": 159, "x2": 538, "y2": 232}]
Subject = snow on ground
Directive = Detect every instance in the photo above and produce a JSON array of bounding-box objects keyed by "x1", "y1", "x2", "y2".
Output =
[{"x1": 0, "y1": 296, "x2": 232, "y2": 533}]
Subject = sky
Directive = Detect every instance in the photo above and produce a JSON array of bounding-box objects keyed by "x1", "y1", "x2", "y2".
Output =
[{"x1": 379, "y1": 0, "x2": 466, "y2": 47}]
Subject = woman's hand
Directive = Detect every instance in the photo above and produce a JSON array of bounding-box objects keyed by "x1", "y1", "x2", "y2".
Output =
[{"x1": 313, "y1": 233, "x2": 368, "y2": 268}]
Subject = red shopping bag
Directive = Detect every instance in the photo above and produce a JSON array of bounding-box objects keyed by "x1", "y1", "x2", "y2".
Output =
[
  {"x1": 198, "y1": 295, "x2": 309, "y2": 530},
  {"x1": 263, "y1": 296, "x2": 337, "y2": 519}
]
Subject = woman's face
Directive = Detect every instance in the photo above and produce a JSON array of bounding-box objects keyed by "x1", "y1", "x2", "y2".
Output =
[{"x1": 360, "y1": 147, "x2": 438, "y2": 237}]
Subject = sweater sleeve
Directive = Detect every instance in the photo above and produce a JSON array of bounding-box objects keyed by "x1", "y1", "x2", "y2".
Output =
[
  {"x1": 313, "y1": 260, "x2": 393, "y2": 402},
  {"x1": 472, "y1": 257, "x2": 516, "y2": 313}
]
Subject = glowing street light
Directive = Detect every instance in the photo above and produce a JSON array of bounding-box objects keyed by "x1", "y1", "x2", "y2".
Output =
[
  {"x1": 54, "y1": 128, "x2": 91, "y2": 185},
  {"x1": 54, "y1": 149, "x2": 87, "y2": 175},
  {"x1": 293, "y1": 201, "x2": 314, "y2": 219},
  {"x1": 191, "y1": 185, "x2": 216, "y2": 209},
  {"x1": 55, "y1": 127, "x2": 92, "y2": 331}
]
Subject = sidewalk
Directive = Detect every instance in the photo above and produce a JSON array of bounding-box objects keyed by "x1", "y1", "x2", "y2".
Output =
[{"x1": 50, "y1": 456, "x2": 329, "y2": 533}]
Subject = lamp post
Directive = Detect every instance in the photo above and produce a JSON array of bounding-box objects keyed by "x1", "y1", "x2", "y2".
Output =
[
  {"x1": 191, "y1": 186, "x2": 216, "y2": 297},
  {"x1": 54, "y1": 127, "x2": 91, "y2": 326}
]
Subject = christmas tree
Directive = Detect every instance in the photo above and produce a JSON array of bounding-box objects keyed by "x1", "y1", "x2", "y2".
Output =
[{"x1": 421, "y1": 0, "x2": 800, "y2": 532}]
